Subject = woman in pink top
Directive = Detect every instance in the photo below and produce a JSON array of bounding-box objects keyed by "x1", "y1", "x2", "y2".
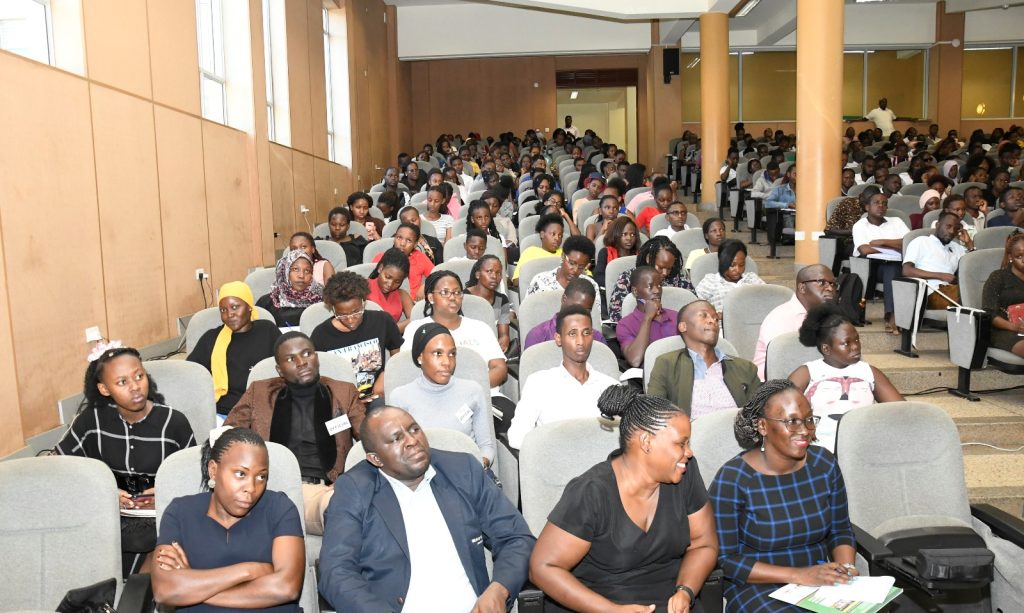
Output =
[{"x1": 367, "y1": 247, "x2": 413, "y2": 332}]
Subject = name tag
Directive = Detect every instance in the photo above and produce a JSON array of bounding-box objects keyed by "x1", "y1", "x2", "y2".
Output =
[
  {"x1": 325, "y1": 414, "x2": 351, "y2": 436},
  {"x1": 456, "y1": 404, "x2": 473, "y2": 425}
]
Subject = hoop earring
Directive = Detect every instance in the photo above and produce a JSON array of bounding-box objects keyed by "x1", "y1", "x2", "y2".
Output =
[{"x1": 207, "y1": 478, "x2": 216, "y2": 489}]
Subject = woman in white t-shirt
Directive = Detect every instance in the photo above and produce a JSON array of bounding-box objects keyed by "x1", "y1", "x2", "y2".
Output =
[
  {"x1": 423, "y1": 185, "x2": 455, "y2": 243},
  {"x1": 788, "y1": 304, "x2": 903, "y2": 452}
]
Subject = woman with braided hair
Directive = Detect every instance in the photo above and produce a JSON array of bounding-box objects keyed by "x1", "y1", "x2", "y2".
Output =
[
  {"x1": 530, "y1": 384, "x2": 718, "y2": 613},
  {"x1": 708, "y1": 380, "x2": 857, "y2": 612}
]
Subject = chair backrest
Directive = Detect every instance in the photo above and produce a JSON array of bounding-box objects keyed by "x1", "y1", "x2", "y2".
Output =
[
  {"x1": 836, "y1": 402, "x2": 972, "y2": 537},
  {"x1": 690, "y1": 252, "x2": 760, "y2": 289},
  {"x1": 825, "y1": 196, "x2": 847, "y2": 222},
  {"x1": 603, "y1": 255, "x2": 637, "y2": 304},
  {"x1": 382, "y1": 219, "x2": 436, "y2": 238},
  {"x1": 847, "y1": 182, "x2": 869, "y2": 198},
  {"x1": 957, "y1": 248, "x2": 1004, "y2": 309},
  {"x1": 920, "y1": 209, "x2": 941, "y2": 229},
  {"x1": 244, "y1": 267, "x2": 278, "y2": 303},
  {"x1": 409, "y1": 295, "x2": 497, "y2": 335},
  {"x1": 520, "y1": 232, "x2": 567, "y2": 254},
  {"x1": 314, "y1": 240, "x2": 347, "y2": 271},
  {"x1": 361, "y1": 238, "x2": 395, "y2": 264},
  {"x1": 689, "y1": 408, "x2": 743, "y2": 490},
  {"x1": 621, "y1": 287, "x2": 698, "y2": 319},
  {"x1": 648, "y1": 212, "x2": 701, "y2": 236},
  {"x1": 901, "y1": 227, "x2": 934, "y2": 254},
  {"x1": 563, "y1": 171, "x2": 580, "y2": 188},
  {"x1": 624, "y1": 186, "x2": 647, "y2": 204},
  {"x1": 573, "y1": 200, "x2": 600, "y2": 225},
  {"x1": 185, "y1": 305, "x2": 276, "y2": 353},
  {"x1": 643, "y1": 335, "x2": 739, "y2": 391},
  {"x1": 519, "y1": 418, "x2": 619, "y2": 535},
  {"x1": 517, "y1": 256, "x2": 561, "y2": 294},
  {"x1": 435, "y1": 258, "x2": 477, "y2": 287},
  {"x1": 519, "y1": 214, "x2": 570, "y2": 240},
  {"x1": 764, "y1": 331, "x2": 821, "y2": 380},
  {"x1": 986, "y1": 208, "x2": 1005, "y2": 221},
  {"x1": 886, "y1": 195, "x2": 921, "y2": 217},
  {"x1": 143, "y1": 360, "x2": 217, "y2": 444},
  {"x1": 299, "y1": 302, "x2": 334, "y2": 337},
  {"x1": 518, "y1": 340, "x2": 621, "y2": 389},
  {"x1": 518, "y1": 288, "x2": 602, "y2": 344},
  {"x1": 246, "y1": 351, "x2": 357, "y2": 387},
  {"x1": 722, "y1": 284, "x2": 793, "y2": 359},
  {"x1": 383, "y1": 347, "x2": 489, "y2": 400},
  {"x1": 974, "y1": 225, "x2": 1017, "y2": 251},
  {"x1": 898, "y1": 182, "x2": 928, "y2": 197},
  {"x1": 315, "y1": 221, "x2": 369, "y2": 241},
  {"x1": 953, "y1": 181, "x2": 986, "y2": 197},
  {"x1": 443, "y1": 234, "x2": 506, "y2": 265},
  {"x1": 670, "y1": 228, "x2": 708, "y2": 267},
  {"x1": 886, "y1": 208, "x2": 911, "y2": 227},
  {"x1": 570, "y1": 188, "x2": 589, "y2": 205},
  {"x1": 346, "y1": 428, "x2": 482, "y2": 471},
  {"x1": 0, "y1": 456, "x2": 123, "y2": 608},
  {"x1": 633, "y1": 198, "x2": 657, "y2": 217},
  {"x1": 409, "y1": 191, "x2": 428, "y2": 205}
]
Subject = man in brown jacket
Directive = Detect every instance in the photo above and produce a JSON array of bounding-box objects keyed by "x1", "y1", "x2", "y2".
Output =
[{"x1": 226, "y1": 331, "x2": 364, "y2": 535}]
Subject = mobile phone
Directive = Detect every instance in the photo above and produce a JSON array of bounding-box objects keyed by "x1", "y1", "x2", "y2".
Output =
[{"x1": 131, "y1": 494, "x2": 154, "y2": 502}]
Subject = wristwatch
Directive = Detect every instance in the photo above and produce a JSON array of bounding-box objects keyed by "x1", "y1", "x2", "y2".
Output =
[{"x1": 675, "y1": 584, "x2": 695, "y2": 606}]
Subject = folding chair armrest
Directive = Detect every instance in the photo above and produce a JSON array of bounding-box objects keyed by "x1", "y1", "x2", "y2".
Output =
[
  {"x1": 818, "y1": 237, "x2": 837, "y2": 267},
  {"x1": 515, "y1": 571, "x2": 726, "y2": 613},
  {"x1": 892, "y1": 277, "x2": 927, "y2": 330},
  {"x1": 517, "y1": 582, "x2": 545, "y2": 612},
  {"x1": 118, "y1": 573, "x2": 153, "y2": 613},
  {"x1": 971, "y1": 503, "x2": 1024, "y2": 549},
  {"x1": 946, "y1": 306, "x2": 991, "y2": 370},
  {"x1": 852, "y1": 523, "x2": 894, "y2": 563}
]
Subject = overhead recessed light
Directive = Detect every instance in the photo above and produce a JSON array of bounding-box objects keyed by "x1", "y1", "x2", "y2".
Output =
[
  {"x1": 736, "y1": 0, "x2": 760, "y2": 17},
  {"x1": 570, "y1": 90, "x2": 579, "y2": 100}
]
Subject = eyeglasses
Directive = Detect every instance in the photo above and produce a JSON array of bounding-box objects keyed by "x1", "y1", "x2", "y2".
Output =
[
  {"x1": 801, "y1": 279, "x2": 837, "y2": 289},
  {"x1": 762, "y1": 416, "x2": 821, "y2": 431},
  {"x1": 433, "y1": 288, "x2": 463, "y2": 298},
  {"x1": 333, "y1": 302, "x2": 365, "y2": 320}
]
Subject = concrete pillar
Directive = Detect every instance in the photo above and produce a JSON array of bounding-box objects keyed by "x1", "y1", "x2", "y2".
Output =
[
  {"x1": 930, "y1": 1, "x2": 964, "y2": 132},
  {"x1": 699, "y1": 12, "x2": 729, "y2": 208},
  {"x1": 795, "y1": 0, "x2": 843, "y2": 266}
]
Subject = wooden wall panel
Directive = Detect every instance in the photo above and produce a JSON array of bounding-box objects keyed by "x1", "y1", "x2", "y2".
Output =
[
  {"x1": 269, "y1": 144, "x2": 296, "y2": 253},
  {"x1": 292, "y1": 152, "x2": 316, "y2": 238},
  {"x1": 83, "y1": 0, "x2": 152, "y2": 98},
  {"x1": 0, "y1": 54, "x2": 106, "y2": 437},
  {"x1": 0, "y1": 220, "x2": 23, "y2": 455},
  {"x1": 330, "y1": 162, "x2": 353, "y2": 205},
  {"x1": 307, "y1": 0, "x2": 329, "y2": 160},
  {"x1": 286, "y1": 0, "x2": 313, "y2": 154},
  {"x1": 147, "y1": 0, "x2": 201, "y2": 115},
  {"x1": 313, "y1": 158, "x2": 334, "y2": 225},
  {"x1": 204, "y1": 122, "x2": 258, "y2": 285},
  {"x1": 154, "y1": 107, "x2": 211, "y2": 326},
  {"x1": 91, "y1": 84, "x2": 169, "y2": 345}
]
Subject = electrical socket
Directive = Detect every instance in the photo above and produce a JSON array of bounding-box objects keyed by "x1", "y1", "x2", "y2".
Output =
[
  {"x1": 300, "y1": 205, "x2": 310, "y2": 214},
  {"x1": 85, "y1": 326, "x2": 102, "y2": 343},
  {"x1": 195, "y1": 268, "x2": 206, "y2": 280}
]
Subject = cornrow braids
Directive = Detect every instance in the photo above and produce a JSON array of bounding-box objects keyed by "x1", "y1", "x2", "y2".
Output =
[
  {"x1": 734, "y1": 379, "x2": 798, "y2": 450},
  {"x1": 200, "y1": 428, "x2": 267, "y2": 491},
  {"x1": 597, "y1": 384, "x2": 686, "y2": 452}
]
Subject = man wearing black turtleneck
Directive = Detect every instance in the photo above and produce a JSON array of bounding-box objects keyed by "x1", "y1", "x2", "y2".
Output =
[{"x1": 226, "y1": 331, "x2": 364, "y2": 535}]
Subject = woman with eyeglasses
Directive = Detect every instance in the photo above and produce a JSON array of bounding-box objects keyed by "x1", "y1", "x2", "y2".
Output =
[
  {"x1": 788, "y1": 304, "x2": 903, "y2": 452},
  {"x1": 310, "y1": 272, "x2": 403, "y2": 407},
  {"x1": 708, "y1": 380, "x2": 858, "y2": 612}
]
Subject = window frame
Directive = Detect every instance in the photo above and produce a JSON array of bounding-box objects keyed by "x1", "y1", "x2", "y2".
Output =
[
  {"x1": 323, "y1": 6, "x2": 335, "y2": 162},
  {"x1": 196, "y1": 0, "x2": 228, "y2": 124},
  {"x1": 0, "y1": 0, "x2": 55, "y2": 66}
]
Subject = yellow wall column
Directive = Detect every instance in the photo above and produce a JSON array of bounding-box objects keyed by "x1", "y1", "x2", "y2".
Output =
[
  {"x1": 795, "y1": 0, "x2": 843, "y2": 266},
  {"x1": 930, "y1": 1, "x2": 964, "y2": 132},
  {"x1": 699, "y1": 12, "x2": 729, "y2": 207}
]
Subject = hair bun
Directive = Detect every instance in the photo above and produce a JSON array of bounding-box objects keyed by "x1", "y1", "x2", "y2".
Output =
[{"x1": 598, "y1": 384, "x2": 640, "y2": 419}]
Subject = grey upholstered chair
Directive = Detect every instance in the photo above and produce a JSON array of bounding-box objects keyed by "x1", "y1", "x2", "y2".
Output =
[
  {"x1": 721, "y1": 284, "x2": 793, "y2": 360},
  {"x1": 185, "y1": 305, "x2": 277, "y2": 353},
  {"x1": 517, "y1": 289, "x2": 602, "y2": 346},
  {"x1": 143, "y1": 360, "x2": 217, "y2": 444},
  {"x1": 408, "y1": 294, "x2": 498, "y2": 336},
  {"x1": 243, "y1": 268, "x2": 278, "y2": 305},
  {"x1": 620, "y1": 287, "x2": 698, "y2": 320},
  {"x1": 345, "y1": 427, "x2": 482, "y2": 471},
  {"x1": 690, "y1": 251, "x2": 760, "y2": 291},
  {"x1": 246, "y1": 351, "x2": 356, "y2": 387},
  {"x1": 689, "y1": 408, "x2": 743, "y2": 489},
  {"x1": 517, "y1": 340, "x2": 620, "y2": 390},
  {"x1": 642, "y1": 336, "x2": 739, "y2": 392},
  {"x1": 763, "y1": 331, "x2": 821, "y2": 381}
]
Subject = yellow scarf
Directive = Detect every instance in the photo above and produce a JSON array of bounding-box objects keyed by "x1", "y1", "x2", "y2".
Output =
[{"x1": 211, "y1": 281, "x2": 257, "y2": 401}]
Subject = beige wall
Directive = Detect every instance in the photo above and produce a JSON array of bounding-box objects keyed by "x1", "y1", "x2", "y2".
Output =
[{"x1": 0, "y1": 0, "x2": 400, "y2": 455}]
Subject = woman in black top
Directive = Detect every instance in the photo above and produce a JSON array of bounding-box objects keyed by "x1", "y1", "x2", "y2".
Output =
[
  {"x1": 321, "y1": 206, "x2": 368, "y2": 268},
  {"x1": 530, "y1": 385, "x2": 718, "y2": 613},
  {"x1": 55, "y1": 344, "x2": 196, "y2": 576},
  {"x1": 187, "y1": 281, "x2": 281, "y2": 415}
]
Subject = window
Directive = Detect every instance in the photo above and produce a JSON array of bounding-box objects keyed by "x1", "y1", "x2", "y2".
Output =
[
  {"x1": 842, "y1": 52, "x2": 865, "y2": 118},
  {"x1": 323, "y1": 8, "x2": 335, "y2": 162},
  {"x1": 196, "y1": 0, "x2": 227, "y2": 124},
  {"x1": 324, "y1": 6, "x2": 351, "y2": 166},
  {"x1": 679, "y1": 52, "x2": 738, "y2": 123},
  {"x1": 262, "y1": 0, "x2": 274, "y2": 140},
  {"x1": 741, "y1": 51, "x2": 796, "y2": 121},
  {"x1": 866, "y1": 50, "x2": 926, "y2": 120},
  {"x1": 960, "y1": 47, "x2": 1017, "y2": 119},
  {"x1": 0, "y1": 0, "x2": 52, "y2": 65}
]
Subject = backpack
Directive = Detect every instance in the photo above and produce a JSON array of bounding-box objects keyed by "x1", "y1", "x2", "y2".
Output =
[{"x1": 835, "y1": 273, "x2": 866, "y2": 326}]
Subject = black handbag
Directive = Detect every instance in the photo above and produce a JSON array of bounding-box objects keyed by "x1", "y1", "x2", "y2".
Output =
[{"x1": 56, "y1": 577, "x2": 117, "y2": 613}]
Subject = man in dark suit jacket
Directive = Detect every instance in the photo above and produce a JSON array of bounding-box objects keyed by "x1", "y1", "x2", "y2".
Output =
[{"x1": 319, "y1": 406, "x2": 534, "y2": 613}]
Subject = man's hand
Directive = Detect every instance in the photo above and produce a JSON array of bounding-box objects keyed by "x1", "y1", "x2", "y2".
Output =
[
  {"x1": 642, "y1": 297, "x2": 661, "y2": 321},
  {"x1": 471, "y1": 582, "x2": 509, "y2": 613}
]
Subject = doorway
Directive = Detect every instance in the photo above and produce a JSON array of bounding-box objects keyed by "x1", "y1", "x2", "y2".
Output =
[{"x1": 557, "y1": 86, "x2": 638, "y2": 162}]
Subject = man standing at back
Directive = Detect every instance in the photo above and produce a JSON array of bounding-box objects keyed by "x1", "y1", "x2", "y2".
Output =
[
  {"x1": 564, "y1": 115, "x2": 579, "y2": 138},
  {"x1": 866, "y1": 97, "x2": 897, "y2": 137},
  {"x1": 751, "y1": 265, "x2": 835, "y2": 380}
]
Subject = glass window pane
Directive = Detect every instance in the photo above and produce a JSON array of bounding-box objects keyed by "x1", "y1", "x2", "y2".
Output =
[
  {"x1": 0, "y1": 0, "x2": 50, "y2": 65},
  {"x1": 680, "y1": 52, "x2": 700, "y2": 123},
  {"x1": 961, "y1": 48, "x2": 1012, "y2": 119},
  {"x1": 196, "y1": 0, "x2": 215, "y2": 72},
  {"x1": 1016, "y1": 47, "x2": 1024, "y2": 118},
  {"x1": 843, "y1": 52, "x2": 864, "y2": 118},
  {"x1": 742, "y1": 51, "x2": 796, "y2": 121},
  {"x1": 729, "y1": 54, "x2": 739, "y2": 122},
  {"x1": 867, "y1": 50, "x2": 925, "y2": 119},
  {"x1": 201, "y1": 75, "x2": 225, "y2": 124}
]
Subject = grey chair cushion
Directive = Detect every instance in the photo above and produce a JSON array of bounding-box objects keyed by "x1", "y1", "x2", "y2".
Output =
[
  {"x1": 383, "y1": 348, "x2": 489, "y2": 400},
  {"x1": 764, "y1": 332, "x2": 821, "y2": 381},
  {"x1": 690, "y1": 408, "x2": 743, "y2": 490},
  {"x1": 722, "y1": 284, "x2": 793, "y2": 360},
  {"x1": 518, "y1": 340, "x2": 621, "y2": 388},
  {"x1": 185, "y1": 305, "x2": 277, "y2": 354},
  {"x1": 143, "y1": 360, "x2": 217, "y2": 445},
  {"x1": 517, "y1": 289, "x2": 602, "y2": 345},
  {"x1": 246, "y1": 352, "x2": 356, "y2": 387}
]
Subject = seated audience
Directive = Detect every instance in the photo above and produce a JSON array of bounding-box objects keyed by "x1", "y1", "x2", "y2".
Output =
[
  {"x1": 982, "y1": 232, "x2": 1024, "y2": 358},
  {"x1": 402, "y1": 271, "x2": 508, "y2": 390},
  {"x1": 752, "y1": 265, "x2": 836, "y2": 380},
  {"x1": 903, "y1": 210, "x2": 972, "y2": 308},
  {"x1": 852, "y1": 190, "x2": 909, "y2": 334},
  {"x1": 319, "y1": 406, "x2": 534, "y2": 612},
  {"x1": 188, "y1": 281, "x2": 281, "y2": 416},
  {"x1": 423, "y1": 185, "x2": 455, "y2": 243},
  {"x1": 529, "y1": 385, "x2": 717, "y2": 612},
  {"x1": 367, "y1": 248, "x2": 414, "y2": 330},
  {"x1": 400, "y1": 160, "x2": 426, "y2": 192},
  {"x1": 634, "y1": 180, "x2": 674, "y2": 234},
  {"x1": 348, "y1": 191, "x2": 384, "y2": 241},
  {"x1": 372, "y1": 223, "x2": 434, "y2": 301},
  {"x1": 910, "y1": 189, "x2": 942, "y2": 230},
  {"x1": 618, "y1": 267, "x2": 679, "y2": 368},
  {"x1": 654, "y1": 201, "x2": 691, "y2": 238},
  {"x1": 931, "y1": 194, "x2": 976, "y2": 238},
  {"x1": 257, "y1": 251, "x2": 323, "y2": 327},
  {"x1": 647, "y1": 300, "x2": 760, "y2": 418},
  {"x1": 323, "y1": 206, "x2": 369, "y2": 265},
  {"x1": 524, "y1": 277, "x2": 606, "y2": 350},
  {"x1": 397, "y1": 206, "x2": 443, "y2": 265},
  {"x1": 508, "y1": 305, "x2": 618, "y2": 449},
  {"x1": 609, "y1": 237, "x2": 691, "y2": 323},
  {"x1": 376, "y1": 191, "x2": 401, "y2": 223},
  {"x1": 984, "y1": 167, "x2": 1011, "y2": 210},
  {"x1": 225, "y1": 331, "x2": 364, "y2": 536},
  {"x1": 455, "y1": 227, "x2": 490, "y2": 261},
  {"x1": 825, "y1": 187, "x2": 878, "y2": 277},
  {"x1": 311, "y1": 272, "x2": 402, "y2": 405},
  {"x1": 789, "y1": 305, "x2": 903, "y2": 452},
  {"x1": 764, "y1": 164, "x2": 796, "y2": 210},
  {"x1": 527, "y1": 235, "x2": 602, "y2": 310},
  {"x1": 512, "y1": 213, "x2": 565, "y2": 284},
  {"x1": 839, "y1": 168, "x2": 855, "y2": 196},
  {"x1": 709, "y1": 380, "x2": 857, "y2": 611},
  {"x1": 484, "y1": 190, "x2": 517, "y2": 248},
  {"x1": 56, "y1": 343, "x2": 196, "y2": 575},
  {"x1": 573, "y1": 173, "x2": 606, "y2": 219},
  {"x1": 750, "y1": 161, "x2": 780, "y2": 201},
  {"x1": 152, "y1": 428, "x2": 304, "y2": 611},
  {"x1": 695, "y1": 239, "x2": 766, "y2": 316},
  {"x1": 685, "y1": 217, "x2": 726, "y2": 271},
  {"x1": 288, "y1": 232, "x2": 334, "y2": 286},
  {"x1": 594, "y1": 216, "x2": 639, "y2": 289},
  {"x1": 585, "y1": 194, "x2": 621, "y2": 242},
  {"x1": 465, "y1": 254, "x2": 512, "y2": 353},
  {"x1": 988, "y1": 187, "x2": 1024, "y2": 228},
  {"x1": 390, "y1": 323, "x2": 496, "y2": 465},
  {"x1": 465, "y1": 199, "x2": 506, "y2": 253},
  {"x1": 964, "y1": 185, "x2": 989, "y2": 230}
]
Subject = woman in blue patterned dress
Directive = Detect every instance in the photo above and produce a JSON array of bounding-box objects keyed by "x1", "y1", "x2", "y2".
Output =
[{"x1": 708, "y1": 379, "x2": 857, "y2": 612}]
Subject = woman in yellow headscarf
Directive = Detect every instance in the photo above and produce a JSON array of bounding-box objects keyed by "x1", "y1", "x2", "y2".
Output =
[{"x1": 187, "y1": 282, "x2": 282, "y2": 416}]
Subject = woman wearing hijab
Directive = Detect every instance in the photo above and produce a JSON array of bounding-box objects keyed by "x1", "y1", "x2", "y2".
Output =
[
  {"x1": 256, "y1": 251, "x2": 324, "y2": 327},
  {"x1": 188, "y1": 282, "x2": 282, "y2": 417},
  {"x1": 910, "y1": 189, "x2": 942, "y2": 230}
]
